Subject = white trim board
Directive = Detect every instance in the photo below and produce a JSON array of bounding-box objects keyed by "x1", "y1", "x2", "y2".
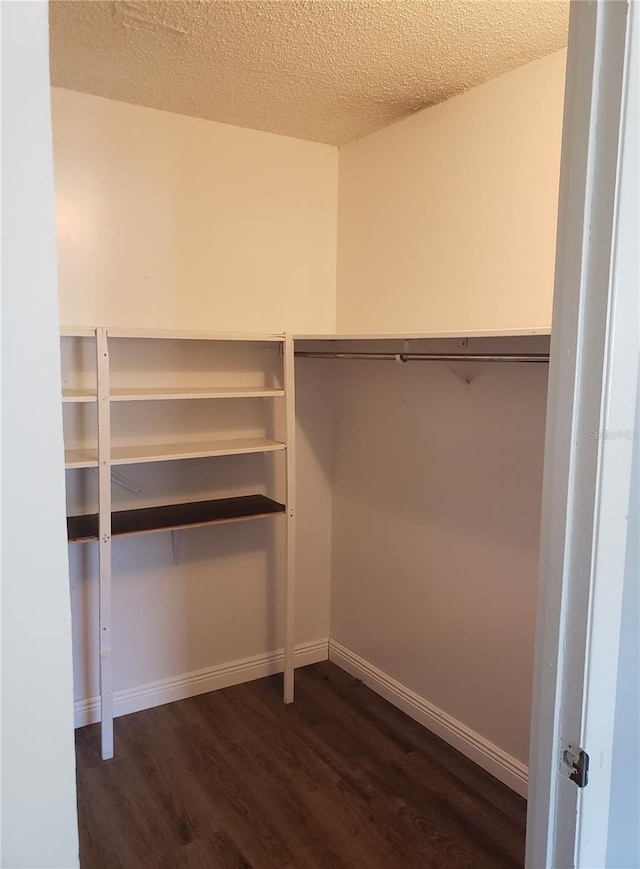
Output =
[
  {"x1": 294, "y1": 328, "x2": 551, "y2": 341},
  {"x1": 74, "y1": 638, "x2": 328, "y2": 728},
  {"x1": 329, "y1": 638, "x2": 528, "y2": 799},
  {"x1": 61, "y1": 326, "x2": 284, "y2": 342}
]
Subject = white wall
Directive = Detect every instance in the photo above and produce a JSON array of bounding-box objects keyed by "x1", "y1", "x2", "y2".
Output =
[
  {"x1": 1, "y1": 3, "x2": 79, "y2": 866},
  {"x1": 330, "y1": 53, "x2": 565, "y2": 782},
  {"x1": 337, "y1": 50, "x2": 566, "y2": 334},
  {"x1": 51, "y1": 89, "x2": 338, "y2": 720},
  {"x1": 52, "y1": 87, "x2": 338, "y2": 335},
  {"x1": 329, "y1": 359, "x2": 548, "y2": 771}
]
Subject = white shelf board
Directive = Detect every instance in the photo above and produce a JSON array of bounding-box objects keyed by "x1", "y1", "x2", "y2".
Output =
[
  {"x1": 62, "y1": 386, "x2": 284, "y2": 402},
  {"x1": 65, "y1": 449, "x2": 99, "y2": 469},
  {"x1": 63, "y1": 389, "x2": 97, "y2": 403},
  {"x1": 65, "y1": 438, "x2": 285, "y2": 469},
  {"x1": 105, "y1": 328, "x2": 285, "y2": 342},
  {"x1": 60, "y1": 326, "x2": 97, "y2": 338},
  {"x1": 112, "y1": 437, "x2": 285, "y2": 465},
  {"x1": 109, "y1": 386, "x2": 285, "y2": 402},
  {"x1": 293, "y1": 328, "x2": 551, "y2": 341}
]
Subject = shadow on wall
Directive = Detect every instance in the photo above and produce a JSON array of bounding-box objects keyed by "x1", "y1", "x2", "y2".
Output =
[
  {"x1": 294, "y1": 358, "x2": 338, "y2": 481},
  {"x1": 607, "y1": 364, "x2": 640, "y2": 868}
]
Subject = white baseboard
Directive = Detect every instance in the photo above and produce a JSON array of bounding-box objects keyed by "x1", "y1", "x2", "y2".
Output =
[
  {"x1": 74, "y1": 637, "x2": 329, "y2": 728},
  {"x1": 76, "y1": 636, "x2": 528, "y2": 798},
  {"x1": 329, "y1": 638, "x2": 528, "y2": 798}
]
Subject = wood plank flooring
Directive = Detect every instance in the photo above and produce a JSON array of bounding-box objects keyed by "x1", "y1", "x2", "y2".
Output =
[{"x1": 75, "y1": 661, "x2": 527, "y2": 869}]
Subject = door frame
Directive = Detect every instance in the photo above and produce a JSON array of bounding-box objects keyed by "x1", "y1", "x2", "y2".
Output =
[{"x1": 526, "y1": 1, "x2": 638, "y2": 866}]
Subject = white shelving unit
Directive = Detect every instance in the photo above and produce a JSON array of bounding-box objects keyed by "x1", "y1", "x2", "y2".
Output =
[{"x1": 61, "y1": 327, "x2": 296, "y2": 760}]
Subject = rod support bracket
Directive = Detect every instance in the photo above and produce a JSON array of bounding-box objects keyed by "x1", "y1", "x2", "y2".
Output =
[
  {"x1": 171, "y1": 530, "x2": 181, "y2": 565},
  {"x1": 445, "y1": 364, "x2": 472, "y2": 388}
]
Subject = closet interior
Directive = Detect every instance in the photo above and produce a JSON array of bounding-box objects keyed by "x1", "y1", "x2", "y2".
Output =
[{"x1": 50, "y1": 0, "x2": 569, "y2": 819}]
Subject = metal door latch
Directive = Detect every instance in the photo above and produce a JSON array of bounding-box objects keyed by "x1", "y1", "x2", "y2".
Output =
[{"x1": 562, "y1": 743, "x2": 589, "y2": 788}]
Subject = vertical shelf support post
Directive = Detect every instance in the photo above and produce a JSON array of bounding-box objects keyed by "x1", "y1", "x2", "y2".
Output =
[
  {"x1": 96, "y1": 327, "x2": 113, "y2": 759},
  {"x1": 283, "y1": 335, "x2": 297, "y2": 703}
]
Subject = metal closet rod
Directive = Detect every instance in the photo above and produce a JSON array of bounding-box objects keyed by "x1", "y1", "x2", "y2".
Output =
[{"x1": 295, "y1": 352, "x2": 549, "y2": 363}]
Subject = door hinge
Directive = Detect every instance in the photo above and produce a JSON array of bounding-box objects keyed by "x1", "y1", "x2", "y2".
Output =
[{"x1": 562, "y1": 743, "x2": 589, "y2": 788}]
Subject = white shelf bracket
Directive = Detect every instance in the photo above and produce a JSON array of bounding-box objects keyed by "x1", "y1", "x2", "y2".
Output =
[{"x1": 90, "y1": 467, "x2": 142, "y2": 495}]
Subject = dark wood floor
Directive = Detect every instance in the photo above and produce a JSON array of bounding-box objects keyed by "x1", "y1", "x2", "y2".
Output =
[{"x1": 75, "y1": 661, "x2": 526, "y2": 869}]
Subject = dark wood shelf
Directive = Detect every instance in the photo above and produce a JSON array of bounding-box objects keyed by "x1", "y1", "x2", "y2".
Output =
[{"x1": 67, "y1": 495, "x2": 285, "y2": 543}]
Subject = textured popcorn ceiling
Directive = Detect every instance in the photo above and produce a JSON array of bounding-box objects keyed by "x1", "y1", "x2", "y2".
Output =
[{"x1": 49, "y1": 0, "x2": 569, "y2": 145}]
